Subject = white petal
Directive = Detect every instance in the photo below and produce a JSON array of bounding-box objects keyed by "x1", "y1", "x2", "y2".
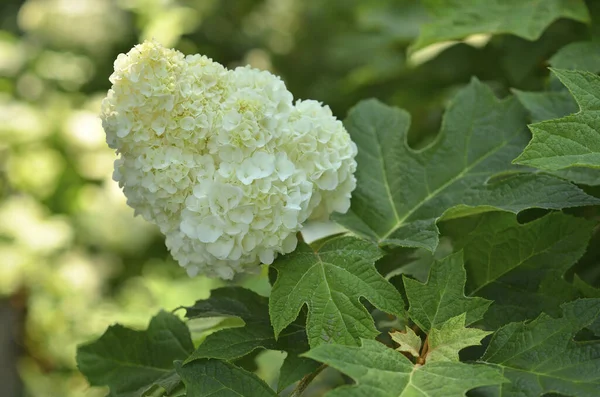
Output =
[{"x1": 259, "y1": 249, "x2": 275, "y2": 265}]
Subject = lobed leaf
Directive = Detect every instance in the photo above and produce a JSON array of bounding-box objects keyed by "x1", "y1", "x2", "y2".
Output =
[
  {"x1": 390, "y1": 327, "x2": 422, "y2": 358},
  {"x1": 410, "y1": 0, "x2": 589, "y2": 53},
  {"x1": 175, "y1": 359, "x2": 277, "y2": 397},
  {"x1": 476, "y1": 299, "x2": 600, "y2": 397},
  {"x1": 403, "y1": 251, "x2": 492, "y2": 333},
  {"x1": 269, "y1": 235, "x2": 405, "y2": 348},
  {"x1": 426, "y1": 313, "x2": 491, "y2": 363},
  {"x1": 549, "y1": 41, "x2": 600, "y2": 73},
  {"x1": 515, "y1": 68, "x2": 600, "y2": 170},
  {"x1": 76, "y1": 311, "x2": 194, "y2": 397},
  {"x1": 334, "y1": 79, "x2": 600, "y2": 252},
  {"x1": 304, "y1": 339, "x2": 506, "y2": 397},
  {"x1": 182, "y1": 287, "x2": 317, "y2": 392},
  {"x1": 442, "y1": 211, "x2": 596, "y2": 328}
]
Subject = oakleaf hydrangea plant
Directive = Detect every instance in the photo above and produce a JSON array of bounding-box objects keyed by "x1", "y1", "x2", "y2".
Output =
[{"x1": 78, "y1": 2, "x2": 600, "y2": 395}]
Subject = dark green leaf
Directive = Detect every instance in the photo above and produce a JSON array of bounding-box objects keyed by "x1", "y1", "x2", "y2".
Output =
[
  {"x1": 269, "y1": 235, "x2": 405, "y2": 347},
  {"x1": 304, "y1": 339, "x2": 506, "y2": 396},
  {"x1": 277, "y1": 353, "x2": 320, "y2": 393},
  {"x1": 478, "y1": 299, "x2": 600, "y2": 397},
  {"x1": 182, "y1": 287, "x2": 316, "y2": 392},
  {"x1": 512, "y1": 89, "x2": 577, "y2": 123},
  {"x1": 76, "y1": 311, "x2": 193, "y2": 397},
  {"x1": 403, "y1": 252, "x2": 491, "y2": 332},
  {"x1": 334, "y1": 79, "x2": 599, "y2": 252},
  {"x1": 175, "y1": 360, "x2": 277, "y2": 397},
  {"x1": 442, "y1": 212, "x2": 595, "y2": 328},
  {"x1": 549, "y1": 41, "x2": 600, "y2": 72},
  {"x1": 183, "y1": 286, "x2": 268, "y2": 322},
  {"x1": 411, "y1": 0, "x2": 589, "y2": 53}
]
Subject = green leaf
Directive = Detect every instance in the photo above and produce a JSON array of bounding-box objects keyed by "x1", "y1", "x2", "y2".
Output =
[
  {"x1": 183, "y1": 286, "x2": 268, "y2": 321},
  {"x1": 183, "y1": 287, "x2": 271, "y2": 362},
  {"x1": 427, "y1": 313, "x2": 492, "y2": 363},
  {"x1": 175, "y1": 360, "x2": 277, "y2": 397},
  {"x1": 390, "y1": 327, "x2": 422, "y2": 358},
  {"x1": 573, "y1": 276, "x2": 600, "y2": 337},
  {"x1": 277, "y1": 353, "x2": 321, "y2": 393},
  {"x1": 512, "y1": 89, "x2": 578, "y2": 123},
  {"x1": 269, "y1": 235, "x2": 405, "y2": 348},
  {"x1": 182, "y1": 287, "x2": 317, "y2": 392},
  {"x1": 304, "y1": 339, "x2": 506, "y2": 397},
  {"x1": 334, "y1": 79, "x2": 600, "y2": 252},
  {"x1": 574, "y1": 275, "x2": 600, "y2": 298},
  {"x1": 403, "y1": 252, "x2": 492, "y2": 333},
  {"x1": 512, "y1": 88, "x2": 600, "y2": 185},
  {"x1": 410, "y1": 0, "x2": 589, "y2": 53},
  {"x1": 549, "y1": 41, "x2": 600, "y2": 72},
  {"x1": 442, "y1": 211, "x2": 595, "y2": 328},
  {"x1": 76, "y1": 311, "x2": 194, "y2": 397},
  {"x1": 478, "y1": 299, "x2": 600, "y2": 397},
  {"x1": 515, "y1": 68, "x2": 600, "y2": 170}
]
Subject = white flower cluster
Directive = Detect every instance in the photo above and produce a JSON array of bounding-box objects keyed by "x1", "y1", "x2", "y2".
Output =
[{"x1": 100, "y1": 40, "x2": 357, "y2": 279}]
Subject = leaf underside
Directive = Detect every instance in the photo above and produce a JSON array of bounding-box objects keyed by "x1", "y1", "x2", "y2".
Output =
[
  {"x1": 182, "y1": 287, "x2": 318, "y2": 392},
  {"x1": 411, "y1": 0, "x2": 589, "y2": 52}
]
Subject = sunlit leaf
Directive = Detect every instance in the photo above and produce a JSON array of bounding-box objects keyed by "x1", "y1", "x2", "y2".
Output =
[
  {"x1": 269, "y1": 235, "x2": 405, "y2": 347},
  {"x1": 335, "y1": 79, "x2": 600, "y2": 252},
  {"x1": 304, "y1": 339, "x2": 506, "y2": 397}
]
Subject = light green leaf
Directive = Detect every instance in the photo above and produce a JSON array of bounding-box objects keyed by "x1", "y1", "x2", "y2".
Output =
[
  {"x1": 269, "y1": 235, "x2": 405, "y2": 348},
  {"x1": 515, "y1": 68, "x2": 600, "y2": 170},
  {"x1": 478, "y1": 299, "x2": 600, "y2": 397},
  {"x1": 403, "y1": 252, "x2": 491, "y2": 333},
  {"x1": 175, "y1": 359, "x2": 277, "y2": 397},
  {"x1": 549, "y1": 41, "x2": 600, "y2": 72},
  {"x1": 76, "y1": 311, "x2": 194, "y2": 397},
  {"x1": 390, "y1": 327, "x2": 422, "y2": 358},
  {"x1": 182, "y1": 287, "x2": 318, "y2": 392},
  {"x1": 442, "y1": 211, "x2": 595, "y2": 328},
  {"x1": 410, "y1": 0, "x2": 589, "y2": 53},
  {"x1": 334, "y1": 79, "x2": 600, "y2": 252},
  {"x1": 304, "y1": 339, "x2": 506, "y2": 397},
  {"x1": 427, "y1": 313, "x2": 492, "y2": 363}
]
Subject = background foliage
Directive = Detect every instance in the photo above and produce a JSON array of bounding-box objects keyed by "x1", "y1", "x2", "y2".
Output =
[{"x1": 2, "y1": 0, "x2": 600, "y2": 396}]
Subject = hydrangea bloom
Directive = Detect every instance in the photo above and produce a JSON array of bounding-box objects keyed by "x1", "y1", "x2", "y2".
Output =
[{"x1": 100, "y1": 40, "x2": 357, "y2": 279}]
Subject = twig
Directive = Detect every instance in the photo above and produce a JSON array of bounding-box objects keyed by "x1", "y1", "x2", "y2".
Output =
[{"x1": 289, "y1": 364, "x2": 327, "y2": 397}]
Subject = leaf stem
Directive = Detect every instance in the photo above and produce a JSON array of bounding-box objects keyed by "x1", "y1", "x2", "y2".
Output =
[
  {"x1": 417, "y1": 335, "x2": 429, "y2": 365},
  {"x1": 289, "y1": 364, "x2": 327, "y2": 397}
]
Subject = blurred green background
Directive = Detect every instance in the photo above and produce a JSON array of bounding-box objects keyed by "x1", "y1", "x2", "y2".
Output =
[{"x1": 0, "y1": 0, "x2": 598, "y2": 396}]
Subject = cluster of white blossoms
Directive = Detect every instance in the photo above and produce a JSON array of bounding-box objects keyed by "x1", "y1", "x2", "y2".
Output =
[{"x1": 100, "y1": 40, "x2": 357, "y2": 279}]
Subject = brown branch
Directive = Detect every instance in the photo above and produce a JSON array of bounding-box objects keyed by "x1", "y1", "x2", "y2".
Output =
[{"x1": 289, "y1": 364, "x2": 327, "y2": 397}]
